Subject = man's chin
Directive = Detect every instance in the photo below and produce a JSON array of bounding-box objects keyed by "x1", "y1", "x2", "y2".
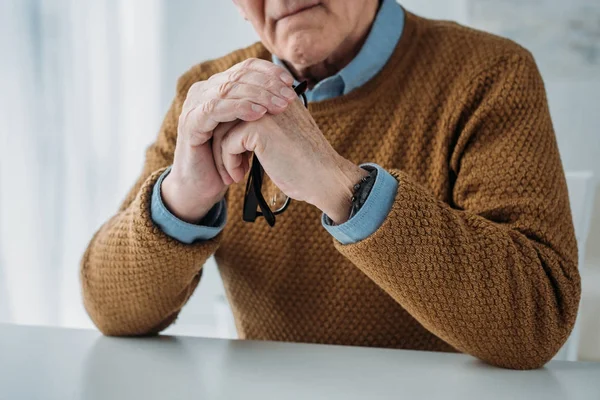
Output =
[{"x1": 279, "y1": 38, "x2": 333, "y2": 67}]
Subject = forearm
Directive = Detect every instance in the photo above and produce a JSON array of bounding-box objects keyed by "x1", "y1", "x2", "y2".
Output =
[
  {"x1": 81, "y1": 168, "x2": 221, "y2": 336},
  {"x1": 334, "y1": 170, "x2": 580, "y2": 369}
]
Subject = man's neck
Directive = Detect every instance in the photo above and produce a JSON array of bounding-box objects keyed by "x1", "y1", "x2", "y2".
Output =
[{"x1": 285, "y1": 1, "x2": 381, "y2": 88}]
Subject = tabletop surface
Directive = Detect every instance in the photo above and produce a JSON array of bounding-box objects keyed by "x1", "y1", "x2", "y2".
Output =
[{"x1": 0, "y1": 324, "x2": 599, "y2": 400}]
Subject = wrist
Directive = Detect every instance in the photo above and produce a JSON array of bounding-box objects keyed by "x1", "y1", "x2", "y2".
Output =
[
  {"x1": 316, "y1": 160, "x2": 369, "y2": 225},
  {"x1": 161, "y1": 173, "x2": 223, "y2": 223}
]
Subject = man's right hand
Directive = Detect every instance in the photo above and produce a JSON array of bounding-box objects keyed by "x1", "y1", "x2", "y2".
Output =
[{"x1": 161, "y1": 58, "x2": 297, "y2": 223}]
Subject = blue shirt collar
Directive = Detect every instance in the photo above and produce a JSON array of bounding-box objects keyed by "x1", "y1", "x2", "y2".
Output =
[{"x1": 273, "y1": 0, "x2": 405, "y2": 102}]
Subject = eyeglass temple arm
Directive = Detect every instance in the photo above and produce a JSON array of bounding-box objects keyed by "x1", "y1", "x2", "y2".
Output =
[{"x1": 251, "y1": 159, "x2": 277, "y2": 226}]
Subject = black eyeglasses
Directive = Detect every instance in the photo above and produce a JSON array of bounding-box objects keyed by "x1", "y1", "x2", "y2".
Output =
[{"x1": 242, "y1": 81, "x2": 308, "y2": 227}]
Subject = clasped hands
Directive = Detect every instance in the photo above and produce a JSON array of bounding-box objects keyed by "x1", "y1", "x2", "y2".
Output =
[{"x1": 162, "y1": 58, "x2": 367, "y2": 226}]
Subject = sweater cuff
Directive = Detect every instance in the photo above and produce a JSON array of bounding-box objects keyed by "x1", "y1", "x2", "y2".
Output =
[
  {"x1": 321, "y1": 163, "x2": 398, "y2": 245},
  {"x1": 151, "y1": 167, "x2": 227, "y2": 244}
]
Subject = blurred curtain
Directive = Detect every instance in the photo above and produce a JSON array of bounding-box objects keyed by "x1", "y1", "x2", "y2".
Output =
[{"x1": 0, "y1": 0, "x2": 163, "y2": 328}]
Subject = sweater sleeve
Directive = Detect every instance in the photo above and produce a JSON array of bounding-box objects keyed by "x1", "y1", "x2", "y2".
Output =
[
  {"x1": 80, "y1": 67, "x2": 221, "y2": 336},
  {"x1": 332, "y1": 52, "x2": 580, "y2": 370},
  {"x1": 151, "y1": 167, "x2": 227, "y2": 244}
]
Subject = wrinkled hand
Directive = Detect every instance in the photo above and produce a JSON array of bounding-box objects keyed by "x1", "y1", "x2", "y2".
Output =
[
  {"x1": 161, "y1": 58, "x2": 297, "y2": 222},
  {"x1": 212, "y1": 97, "x2": 368, "y2": 224}
]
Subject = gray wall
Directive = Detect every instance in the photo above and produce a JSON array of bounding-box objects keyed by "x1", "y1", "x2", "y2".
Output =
[{"x1": 161, "y1": 0, "x2": 258, "y2": 110}]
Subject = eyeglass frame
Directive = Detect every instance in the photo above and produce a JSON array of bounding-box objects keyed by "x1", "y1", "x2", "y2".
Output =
[{"x1": 242, "y1": 81, "x2": 309, "y2": 227}]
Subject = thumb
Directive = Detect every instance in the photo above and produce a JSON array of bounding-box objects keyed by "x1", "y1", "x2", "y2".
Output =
[{"x1": 221, "y1": 123, "x2": 259, "y2": 183}]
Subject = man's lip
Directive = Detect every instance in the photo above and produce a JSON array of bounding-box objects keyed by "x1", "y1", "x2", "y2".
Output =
[{"x1": 277, "y1": 2, "x2": 321, "y2": 21}]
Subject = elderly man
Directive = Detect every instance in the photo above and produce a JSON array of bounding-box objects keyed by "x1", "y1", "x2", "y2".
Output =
[{"x1": 81, "y1": 0, "x2": 580, "y2": 370}]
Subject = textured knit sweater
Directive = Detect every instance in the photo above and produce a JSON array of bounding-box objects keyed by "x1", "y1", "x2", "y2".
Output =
[{"x1": 81, "y1": 11, "x2": 580, "y2": 370}]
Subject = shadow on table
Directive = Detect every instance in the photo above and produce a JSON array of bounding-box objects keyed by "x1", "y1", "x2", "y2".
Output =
[
  {"x1": 460, "y1": 359, "x2": 568, "y2": 399},
  {"x1": 78, "y1": 334, "x2": 204, "y2": 400},
  {"x1": 217, "y1": 341, "x2": 569, "y2": 400}
]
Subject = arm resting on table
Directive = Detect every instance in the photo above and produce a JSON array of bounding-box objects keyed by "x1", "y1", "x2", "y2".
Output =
[
  {"x1": 332, "y1": 52, "x2": 580, "y2": 370},
  {"x1": 80, "y1": 66, "x2": 221, "y2": 336}
]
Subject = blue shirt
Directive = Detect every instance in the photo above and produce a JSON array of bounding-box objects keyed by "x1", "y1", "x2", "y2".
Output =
[{"x1": 151, "y1": 0, "x2": 404, "y2": 245}]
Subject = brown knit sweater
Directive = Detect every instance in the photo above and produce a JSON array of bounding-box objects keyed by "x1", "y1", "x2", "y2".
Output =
[{"x1": 81, "y1": 11, "x2": 580, "y2": 370}]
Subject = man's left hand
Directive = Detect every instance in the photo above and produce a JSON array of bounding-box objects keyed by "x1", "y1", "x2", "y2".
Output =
[{"x1": 212, "y1": 97, "x2": 368, "y2": 224}]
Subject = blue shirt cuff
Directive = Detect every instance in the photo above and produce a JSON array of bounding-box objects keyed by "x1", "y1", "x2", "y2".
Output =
[
  {"x1": 321, "y1": 163, "x2": 398, "y2": 245},
  {"x1": 150, "y1": 167, "x2": 227, "y2": 244}
]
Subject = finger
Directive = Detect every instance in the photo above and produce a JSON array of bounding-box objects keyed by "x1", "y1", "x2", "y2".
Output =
[
  {"x1": 227, "y1": 58, "x2": 295, "y2": 86},
  {"x1": 204, "y1": 81, "x2": 293, "y2": 115},
  {"x1": 225, "y1": 153, "x2": 245, "y2": 184},
  {"x1": 226, "y1": 69, "x2": 298, "y2": 103},
  {"x1": 212, "y1": 120, "x2": 239, "y2": 185},
  {"x1": 185, "y1": 98, "x2": 267, "y2": 145},
  {"x1": 221, "y1": 123, "x2": 257, "y2": 183},
  {"x1": 208, "y1": 70, "x2": 298, "y2": 108}
]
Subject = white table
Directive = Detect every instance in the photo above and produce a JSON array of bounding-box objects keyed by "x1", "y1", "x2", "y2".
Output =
[{"x1": 0, "y1": 324, "x2": 599, "y2": 400}]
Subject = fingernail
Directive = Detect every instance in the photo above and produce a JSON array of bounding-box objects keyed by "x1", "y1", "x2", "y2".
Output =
[
  {"x1": 271, "y1": 96, "x2": 288, "y2": 108},
  {"x1": 280, "y1": 87, "x2": 296, "y2": 100},
  {"x1": 281, "y1": 73, "x2": 294, "y2": 85},
  {"x1": 252, "y1": 104, "x2": 266, "y2": 113}
]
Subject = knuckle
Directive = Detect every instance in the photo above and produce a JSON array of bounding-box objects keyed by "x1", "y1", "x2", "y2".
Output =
[
  {"x1": 271, "y1": 64, "x2": 286, "y2": 76},
  {"x1": 237, "y1": 101, "x2": 254, "y2": 119},
  {"x1": 259, "y1": 90, "x2": 272, "y2": 104},
  {"x1": 191, "y1": 131, "x2": 210, "y2": 145},
  {"x1": 233, "y1": 100, "x2": 246, "y2": 114},
  {"x1": 188, "y1": 81, "x2": 204, "y2": 96},
  {"x1": 229, "y1": 68, "x2": 243, "y2": 83},
  {"x1": 265, "y1": 77, "x2": 281, "y2": 91},
  {"x1": 246, "y1": 130, "x2": 263, "y2": 153},
  {"x1": 200, "y1": 98, "x2": 217, "y2": 114},
  {"x1": 241, "y1": 58, "x2": 257, "y2": 69},
  {"x1": 218, "y1": 81, "x2": 234, "y2": 98}
]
